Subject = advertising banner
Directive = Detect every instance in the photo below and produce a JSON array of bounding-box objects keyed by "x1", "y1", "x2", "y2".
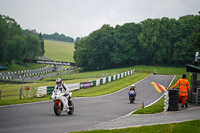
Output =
[{"x1": 81, "y1": 82, "x2": 92, "y2": 89}]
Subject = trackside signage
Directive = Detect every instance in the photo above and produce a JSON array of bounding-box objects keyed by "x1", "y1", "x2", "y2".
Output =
[{"x1": 80, "y1": 82, "x2": 92, "y2": 89}]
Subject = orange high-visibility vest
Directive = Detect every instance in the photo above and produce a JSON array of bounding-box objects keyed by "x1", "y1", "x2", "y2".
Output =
[{"x1": 173, "y1": 78, "x2": 190, "y2": 96}]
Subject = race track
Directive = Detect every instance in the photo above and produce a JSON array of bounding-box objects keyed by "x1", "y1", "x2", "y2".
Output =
[{"x1": 0, "y1": 75, "x2": 174, "y2": 133}]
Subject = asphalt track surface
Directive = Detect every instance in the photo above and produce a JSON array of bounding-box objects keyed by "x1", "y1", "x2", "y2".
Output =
[{"x1": 0, "y1": 75, "x2": 174, "y2": 133}]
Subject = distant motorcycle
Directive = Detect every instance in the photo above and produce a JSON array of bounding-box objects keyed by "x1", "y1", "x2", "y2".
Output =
[
  {"x1": 51, "y1": 90, "x2": 74, "y2": 116},
  {"x1": 128, "y1": 90, "x2": 136, "y2": 103}
]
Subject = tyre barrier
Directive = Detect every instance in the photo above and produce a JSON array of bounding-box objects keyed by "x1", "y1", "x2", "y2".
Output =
[{"x1": 168, "y1": 89, "x2": 179, "y2": 111}]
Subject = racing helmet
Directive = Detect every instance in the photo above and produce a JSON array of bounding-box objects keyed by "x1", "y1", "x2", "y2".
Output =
[
  {"x1": 56, "y1": 78, "x2": 62, "y2": 86},
  {"x1": 131, "y1": 84, "x2": 135, "y2": 89}
]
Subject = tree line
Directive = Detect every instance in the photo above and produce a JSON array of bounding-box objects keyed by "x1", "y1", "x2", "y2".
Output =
[
  {"x1": 74, "y1": 15, "x2": 200, "y2": 71},
  {"x1": 43, "y1": 33, "x2": 74, "y2": 43},
  {"x1": 0, "y1": 14, "x2": 45, "y2": 66}
]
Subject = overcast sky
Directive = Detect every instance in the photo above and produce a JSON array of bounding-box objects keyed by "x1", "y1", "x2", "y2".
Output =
[{"x1": 0, "y1": 0, "x2": 199, "y2": 39}]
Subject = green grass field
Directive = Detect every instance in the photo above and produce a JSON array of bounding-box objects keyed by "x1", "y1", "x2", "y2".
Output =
[
  {"x1": 69, "y1": 120, "x2": 200, "y2": 133},
  {"x1": 44, "y1": 40, "x2": 75, "y2": 62}
]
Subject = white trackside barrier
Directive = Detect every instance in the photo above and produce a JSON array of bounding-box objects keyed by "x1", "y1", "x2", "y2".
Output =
[
  {"x1": 37, "y1": 86, "x2": 47, "y2": 97},
  {"x1": 68, "y1": 83, "x2": 80, "y2": 91},
  {"x1": 37, "y1": 70, "x2": 135, "y2": 97},
  {"x1": 103, "y1": 77, "x2": 106, "y2": 84},
  {"x1": 96, "y1": 79, "x2": 100, "y2": 86},
  {"x1": 164, "y1": 91, "x2": 169, "y2": 111},
  {"x1": 117, "y1": 74, "x2": 120, "y2": 79},
  {"x1": 121, "y1": 73, "x2": 124, "y2": 78},
  {"x1": 108, "y1": 76, "x2": 111, "y2": 82}
]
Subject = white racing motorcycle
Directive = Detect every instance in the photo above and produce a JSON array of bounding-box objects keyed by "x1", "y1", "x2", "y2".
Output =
[{"x1": 51, "y1": 90, "x2": 74, "y2": 116}]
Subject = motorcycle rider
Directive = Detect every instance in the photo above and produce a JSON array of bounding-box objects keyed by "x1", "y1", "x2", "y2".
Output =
[
  {"x1": 128, "y1": 84, "x2": 136, "y2": 96},
  {"x1": 53, "y1": 78, "x2": 70, "y2": 111}
]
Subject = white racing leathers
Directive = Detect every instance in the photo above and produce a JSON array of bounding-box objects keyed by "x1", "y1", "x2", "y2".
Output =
[{"x1": 52, "y1": 83, "x2": 70, "y2": 111}]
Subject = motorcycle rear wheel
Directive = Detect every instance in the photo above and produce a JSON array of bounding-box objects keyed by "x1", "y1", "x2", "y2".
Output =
[{"x1": 129, "y1": 95, "x2": 135, "y2": 104}]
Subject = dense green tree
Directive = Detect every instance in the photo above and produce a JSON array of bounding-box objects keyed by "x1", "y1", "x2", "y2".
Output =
[
  {"x1": 39, "y1": 33, "x2": 45, "y2": 56},
  {"x1": 74, "y1": 24, "x2": 115, "y2": 71},
  {"x1": 75, "y1": 37, "x2": 81, "y2": 42},
  {"x1": 157, "y1": 17, "x2": 177, "y2": 65},
  {"x1": 24, "y1": 32, "x2": 41, "y2": 59},
  {"x1": 4, "y1": 35, "x2": 25, "y2": 64},
  {"x1": 138, "y1": 19, "x2": 161, "y2": 65},
  {"x1": 112, "y1": 23, "x2": 142, "y2": 66},
  {"x1": 43, "y1": 32, "x2": 74, "y2": 43},
  {"x1": 0, "y1": 14, "x2": 23, "y2": 65},
  {"x1": 173, "y1": 15, "x2": 200, "y2": 66},
  {"x1": 74, "y1": 14, "x2": 200, "y2": 70},
  {"x1": 74, "y1": 37, "x2": 90, "y2": 70}
]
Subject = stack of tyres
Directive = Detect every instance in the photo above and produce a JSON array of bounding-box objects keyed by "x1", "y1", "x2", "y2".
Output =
[{"x1": 168, "y1": 89, "x2": 179, "y2": 111}]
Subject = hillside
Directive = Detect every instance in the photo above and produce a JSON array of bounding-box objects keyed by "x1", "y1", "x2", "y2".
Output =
[{"x1": 44, "y1": 40, "x2": 75, "y2": 62}]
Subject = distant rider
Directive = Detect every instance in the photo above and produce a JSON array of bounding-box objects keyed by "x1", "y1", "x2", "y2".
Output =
[
  {"x1": 52, "y1": 78, "x2": 70, "y2": 111},
  {"x1": 128, "y1": 84, "x2": 137, "y2": 96}
]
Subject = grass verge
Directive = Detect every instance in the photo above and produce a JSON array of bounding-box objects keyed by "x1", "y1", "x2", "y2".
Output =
[
  {"x1": 0, "y1": 96, "x2": 51, "y2": 106},
  {"x1": 69, "y1": 120, "x2": 200, "y2": 133},
  {"x1": 133, "y1": 97, "x2": 165, "y2": 114}
]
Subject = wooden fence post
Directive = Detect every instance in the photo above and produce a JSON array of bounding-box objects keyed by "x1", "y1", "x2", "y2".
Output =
[{"x1": 19, "y1": 87, "x2": 22, "y2": 100}]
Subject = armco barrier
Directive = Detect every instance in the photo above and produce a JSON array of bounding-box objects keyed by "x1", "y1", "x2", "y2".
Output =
[{"x1": 37, "y1": 70, "x2": 134, "y2": 97}]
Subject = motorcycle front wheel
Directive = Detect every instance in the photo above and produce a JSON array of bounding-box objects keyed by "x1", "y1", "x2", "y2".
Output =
[{"x1": 54, "y1": 102, "x2": 63, "y2": 116}]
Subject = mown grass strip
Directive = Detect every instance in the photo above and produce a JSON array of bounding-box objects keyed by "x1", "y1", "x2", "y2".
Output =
[{"x1": 69, "y1": 120, "x2": 200, "y2": 133}]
